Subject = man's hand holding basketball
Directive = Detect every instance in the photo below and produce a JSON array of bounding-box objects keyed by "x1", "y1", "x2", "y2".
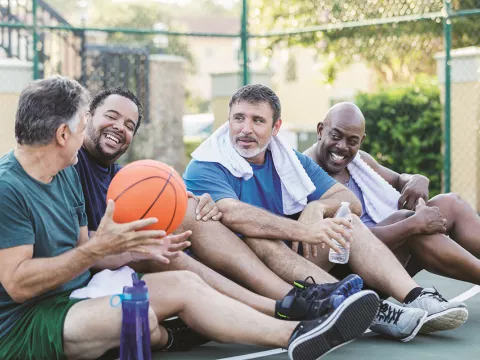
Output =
[{"x1": 81, "y1": 200, "x2": 170, "y2": 259}]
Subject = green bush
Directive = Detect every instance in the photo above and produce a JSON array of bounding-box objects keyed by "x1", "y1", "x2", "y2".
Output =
[{"x1": 355, "y1": 77, "x2": 443, "y2": 196}]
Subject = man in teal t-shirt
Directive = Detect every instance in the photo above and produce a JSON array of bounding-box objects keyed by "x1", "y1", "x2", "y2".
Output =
[{"x1": 0, "y1": 151, "x2": 91, "y2": 340}]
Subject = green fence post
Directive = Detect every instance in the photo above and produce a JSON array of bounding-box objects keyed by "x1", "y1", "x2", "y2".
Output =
[
  {"x1": 241, "y1": 0, "x2": 249, "y2": 86},
  {"x1": 443, "y1": 0, "x2": 452, "y2": 193},
  {"x1": 32, "y1": 0, "x2": 39, "y2": 80}
]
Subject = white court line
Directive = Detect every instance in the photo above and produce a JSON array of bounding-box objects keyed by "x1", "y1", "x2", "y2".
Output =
[
  {"x1": 218, "y1": 285, "x2": 480, "y2": 360},
  {"x1": 217, "y1": 348, "x2": 287, "y2": 360}
]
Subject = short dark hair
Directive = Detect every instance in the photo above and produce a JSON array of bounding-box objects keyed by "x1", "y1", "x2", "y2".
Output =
[
  {"x1": 89, "y1": 87, "x2": 143, "y2": 134},
  {"x1": 228, "y1": 84, "x2": 281, "y2": 126},
  {"x1": 15, "y1": 76, "x2": 89, "y2": 145}
]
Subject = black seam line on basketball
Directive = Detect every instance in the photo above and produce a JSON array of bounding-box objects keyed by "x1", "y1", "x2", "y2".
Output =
[
  {"x1": 164, "y1": 182, "x2": 177, "y2": 233},
  {"x1": 122, "y1": 164, "x2": 186, "y2": 191},
  {"x1": 113, "y1": 176, "x2": 166, "y2": 202},
  {"x1": 140, "y1": 168, "x2": 174, "y2": 220}
]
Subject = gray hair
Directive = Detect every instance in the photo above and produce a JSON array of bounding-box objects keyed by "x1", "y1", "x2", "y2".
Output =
[
  {"x1": 15, "y1": 76, "x2": 90, "y2": 146},
  {"x1": 228, "y1": 84, "x2": 282, "y2": 126}
]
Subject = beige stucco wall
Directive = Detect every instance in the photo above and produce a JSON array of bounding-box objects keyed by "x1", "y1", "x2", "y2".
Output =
[
  {"x1": 0, "y1": 59, "x2": 33, "y2": 156},
  {"x1": 187, "y1": 37, "x2": 239, "y2": 101},
  {"x1": 0, "y1": 93, "x2": 18, "y2": 156},
  {"x1": 436, "y1": 47, "x2": 480, "y2": 210},
  {"x1": 272, "y1": 47, "x2": 377, "y2": 132}
]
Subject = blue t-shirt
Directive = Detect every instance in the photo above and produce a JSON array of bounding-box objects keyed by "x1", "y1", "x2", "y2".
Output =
[
  {"x1": 0, "y1": 151, "x2": 90, "y2": 339},
  {"x1": 74, "y1": 147, "x2": 122, "y2": 231},
  {"x1": 183, "y1": 149, "x2": 337, "y2": 216}
]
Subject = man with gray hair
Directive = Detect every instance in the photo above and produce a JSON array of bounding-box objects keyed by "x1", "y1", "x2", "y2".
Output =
[{"x1": 0, "y1": 76, "x2": 380, "y2": 360}]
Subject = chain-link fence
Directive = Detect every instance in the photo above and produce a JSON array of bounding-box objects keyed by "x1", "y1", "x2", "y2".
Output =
[{"x1": 1, "y1": 0, "x2": 480, "y2": 207}]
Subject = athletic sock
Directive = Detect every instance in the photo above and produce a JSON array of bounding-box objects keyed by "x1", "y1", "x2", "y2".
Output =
[
  {"x1": 403, "y1": 287, "x2": 424, "y2": 304},
  {"x1": 160, "y1": 328, "x2": 175, "y2": 351}
]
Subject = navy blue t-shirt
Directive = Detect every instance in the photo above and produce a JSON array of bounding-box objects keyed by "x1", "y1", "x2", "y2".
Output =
[{"x1": 74, "y1": 147, "x2": 122, "y2": 231}]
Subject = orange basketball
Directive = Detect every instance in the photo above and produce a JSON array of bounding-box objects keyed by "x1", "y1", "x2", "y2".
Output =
[{"x1": 107, "y1": 159, "x2": 188, "y2": 233}]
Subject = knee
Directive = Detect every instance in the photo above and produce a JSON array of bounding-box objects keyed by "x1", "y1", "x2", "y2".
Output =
[
  {"x1": 429, "y1": 192, "x2": 463, "y2": 208},
  {"x1": 176, "y1": 198, "x2": 198, "y2": 232}
]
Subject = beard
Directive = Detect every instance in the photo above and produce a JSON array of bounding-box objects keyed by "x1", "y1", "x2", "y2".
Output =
[
  {"x1": 232, "y1": 137, "x2": 271, "y2": 159},
  {"x1": 87, "y1": 125, "x2": 124, "y2": 162}
]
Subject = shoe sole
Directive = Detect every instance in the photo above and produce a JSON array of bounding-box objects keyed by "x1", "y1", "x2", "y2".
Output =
[
  {"x1": 419, "y1": 307, "x2": 469, "y2": 334},
  {"x1": 333, "y1": 274, "x2": 363, "y2": 298},
  {"x1": 400, "y1": 311, "x2": 428, "y2": 342},
  {"x1": 288, "y1": 291, "x2": 379, "y2": 360}
]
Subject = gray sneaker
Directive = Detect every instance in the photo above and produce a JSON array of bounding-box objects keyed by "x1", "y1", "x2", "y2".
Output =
[
  {"x1": 403, "y1": 288, "x2": 468, "y2": 334},
  {"x1": 370, "y1": 300, "x2": 427, "y2": 342}
]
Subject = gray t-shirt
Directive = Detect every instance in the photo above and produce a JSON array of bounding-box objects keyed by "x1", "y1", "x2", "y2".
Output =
[
  {"x1": 0, "y1": 151, "x2": 90, "y2": 339},
  {"x1": 345, "y1": 175, "x2": 377, "y2": 228}
]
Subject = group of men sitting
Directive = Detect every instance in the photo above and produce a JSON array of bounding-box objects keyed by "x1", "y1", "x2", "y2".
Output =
[{"x1": 0, "y1": 76, "x2": 479, "y2": 359}]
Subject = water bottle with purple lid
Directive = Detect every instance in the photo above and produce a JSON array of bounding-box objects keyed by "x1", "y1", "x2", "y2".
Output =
[{"x1": 118, "y1": 273, "x2": 152, "y2": 360}]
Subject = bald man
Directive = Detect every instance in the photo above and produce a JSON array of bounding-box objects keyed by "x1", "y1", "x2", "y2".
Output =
[{"x1": 305, "y1": 102, "x2": 480, "y2": 287}]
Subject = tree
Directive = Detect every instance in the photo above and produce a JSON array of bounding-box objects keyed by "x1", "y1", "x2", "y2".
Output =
[{"x1": 251, "y1": 0, "x2": 480, "y2": 84}]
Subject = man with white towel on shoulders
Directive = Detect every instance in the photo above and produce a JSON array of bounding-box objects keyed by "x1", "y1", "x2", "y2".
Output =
[
  {"x1": 305, "y1": 101, "x2": 480, "y2": 288},
  {"x1": 183, "y1": 84, "x2": 468, "y2": 343}
]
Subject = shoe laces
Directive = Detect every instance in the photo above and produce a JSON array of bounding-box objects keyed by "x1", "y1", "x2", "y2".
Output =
[
  {"x1": 294, "y1": 276, "x2": 325, "y2": 302},
  {"x1": 376, "y1": 302, "x2": 404, "y2": 325},
  {"x1": 421, "y1": 287, "x2": 448, "y2": 303}
]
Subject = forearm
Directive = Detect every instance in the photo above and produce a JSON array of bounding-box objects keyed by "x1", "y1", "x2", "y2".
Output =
[
  {"x1": 397, "y1": 173, "x2": 414, "y2": 191},
  {"x1": 92, "y1": 252, "x2": 136, "y2": 270},
  {"x1": 10, "y1": 246, "x2": 101, "y2": 303},
  {"x1": 370, "y1": 217, "x2": 419, "y2": 250},
  {"x1": 220, "y1": 201, "x2": 308, "y2": 241}
]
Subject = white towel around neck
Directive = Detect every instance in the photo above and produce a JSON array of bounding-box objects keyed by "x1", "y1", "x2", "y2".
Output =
[
  {"x1": 347, "y1": 153, "x2": 401, "y2": 223},
  {"x1": 191, "y1": 123, "x2": 316, "y2": 215}
]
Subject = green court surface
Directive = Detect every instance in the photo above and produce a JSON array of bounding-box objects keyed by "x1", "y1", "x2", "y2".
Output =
[{"x1": 156, "y1": 271, "x2": 480, "y2": 360}]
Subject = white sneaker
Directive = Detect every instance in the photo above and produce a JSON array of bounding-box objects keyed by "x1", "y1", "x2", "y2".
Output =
[
  {"x1": 370, "y1": 300, "x2": 427, "y2": 342},
  {"x1": 403, "y1": 288, "x2": 468, "y2": 334}
]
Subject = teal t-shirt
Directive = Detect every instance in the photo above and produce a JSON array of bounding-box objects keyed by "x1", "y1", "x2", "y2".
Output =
[{"x1": 0, "y1": 151, "x2": 91, "y2": 339}]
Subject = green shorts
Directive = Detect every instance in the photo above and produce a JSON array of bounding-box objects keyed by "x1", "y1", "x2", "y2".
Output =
[{"x1": 0, "y1": 292, "x2": 84, "y2": 360}]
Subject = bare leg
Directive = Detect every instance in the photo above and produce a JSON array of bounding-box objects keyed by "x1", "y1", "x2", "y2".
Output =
[
  {"x1": 142, "y1": 252, "x2": 275, "y2": 316},
  {"x1": 406, "y1": 232, "x2": 480, "y2": 284},
  {"x1": 143, "y1": 271, "x2": 296, "y2": 346},
  {"x1": 63, "y1": 299, "x2": 165, "y2": 359},
  {"x1": 63, "y1": 271, "x2": 295, "y2": 359},
  {"x1": 179, "y1": 199, "x2": 292, "y2": 299},
  {"x1": 429, "y1": 193, "x2": 480, "y2": 256},
  {"x1": 244, "y1": 237, "x2": 338, "y2": 284},
  {"x1": 306, "y1": 215, "x2": 418, "y2": 301},
  {"x1": 374, "y1": 206, "x2": 480, "y2": 285}
]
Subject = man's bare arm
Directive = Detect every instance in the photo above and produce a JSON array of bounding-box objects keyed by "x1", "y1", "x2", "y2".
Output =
[
  {"x1": 217, "y1": 197, "x2": 353, "y2": 249},
  {"x1": 218, "y1": 199, "x2": 308, "y2": 241},
  {"x1": 370, "y1": 218, "x2": 418, "y2": 250},
  {"x1": 0, "y1": 242, "x2": 101, "y2": 303}
]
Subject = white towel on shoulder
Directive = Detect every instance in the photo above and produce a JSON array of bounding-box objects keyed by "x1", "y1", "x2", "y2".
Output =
[
  {"x1": 347, "y1": 153, "x2": 401, "y2": 223},
  {"x1": 70, "y1": 266, "x2": 135, "y2": 299},
  {"x1": 191, "y1": 123, "x2": 316, "y2": 215}
]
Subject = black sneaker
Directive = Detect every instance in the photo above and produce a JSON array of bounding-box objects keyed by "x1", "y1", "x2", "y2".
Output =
[
  {"x1": 161, "y1": 316, "x2": 211, "y2": 352},
  {"x1": 276, "y1": 274, "x2": 364, "y2": 320},
  {"x1": 288, "y1": 290, "x2": 379, "y2": 360}
]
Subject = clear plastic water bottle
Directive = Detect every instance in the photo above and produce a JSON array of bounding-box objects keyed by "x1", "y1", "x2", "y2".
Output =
[
  {"x1": 328, "y1": 202, "x2": 353, "y2": 264},
  {"x1": 119, "y1": 273, "x2": 152, "y2": 360}
]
